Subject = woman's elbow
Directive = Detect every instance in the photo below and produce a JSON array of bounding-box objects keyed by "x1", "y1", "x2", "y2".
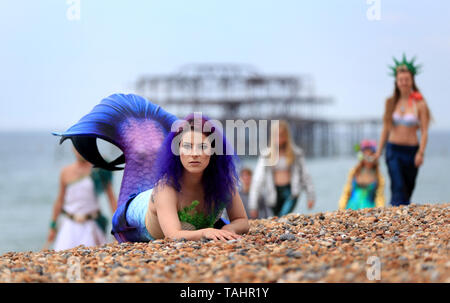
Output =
[
  {"x1": 230, "y1": 218, "x2": 250, "y2": 234},
  {"x1": 244, "y1": 224, "x2": 250, "y2": 234},
  {"x1": 242, "y1": 219, "x2": 250, "y2": 234},
  {"x1": 162, "y1": 229, "x2": 180, "y2": 241},
  {"x1": 165, "y1": 234, "x2": 179, "y2": 241}
]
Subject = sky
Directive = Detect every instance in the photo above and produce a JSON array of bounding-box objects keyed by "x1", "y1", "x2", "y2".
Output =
[{"x1": 1, "y1": 0, "x2": 449, "y2": 131}]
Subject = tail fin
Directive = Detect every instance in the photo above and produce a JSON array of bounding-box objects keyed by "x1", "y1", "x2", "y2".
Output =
[{"x1": 54, "y1": 93, "x2": 178, "y2": 207}]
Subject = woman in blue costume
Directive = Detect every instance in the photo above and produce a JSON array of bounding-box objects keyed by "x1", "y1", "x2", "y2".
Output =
[
  {"x1": 338, "y1": 140, "x2": 385, "y2": 210},
  {"x1": 54, "y1": 94, "x2": 249, "y2": 243}
]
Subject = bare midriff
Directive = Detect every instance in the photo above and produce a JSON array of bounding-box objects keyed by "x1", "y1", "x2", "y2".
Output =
[
  {"x1": 273, "y1": 170, "x2": 291, "y2": 186},
  {"x1": 388, "y1": 125, "x2": 419, "y2": 146}
]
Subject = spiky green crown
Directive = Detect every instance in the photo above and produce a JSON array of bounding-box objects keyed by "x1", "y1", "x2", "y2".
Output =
[{"x1": 388, "y1": 53, "x2": 422, "y2": 77}]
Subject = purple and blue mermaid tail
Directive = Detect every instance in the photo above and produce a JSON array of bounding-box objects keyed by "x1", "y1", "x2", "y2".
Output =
[{"x1": 54, "y1": 93, "x2": 177, "y2": 242}]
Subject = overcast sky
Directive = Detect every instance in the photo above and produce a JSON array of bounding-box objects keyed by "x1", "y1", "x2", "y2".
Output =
[{"x1": 1, "y1": 0, "x2": 449, "y2": 131}]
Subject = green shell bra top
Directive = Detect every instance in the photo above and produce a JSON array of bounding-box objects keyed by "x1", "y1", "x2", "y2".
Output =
[{"x1": 177, "y1": 200, "x2": 226, "y2": 230}]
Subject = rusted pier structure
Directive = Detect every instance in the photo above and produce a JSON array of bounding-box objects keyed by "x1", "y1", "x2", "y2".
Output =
[{"x1": 135, "y1": 64, "x2": 381, "y2": 157}]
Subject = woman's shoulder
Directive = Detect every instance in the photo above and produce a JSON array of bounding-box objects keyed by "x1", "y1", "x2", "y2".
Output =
[
  {"x1": 62, "y1": 163, "x2": 76, "y2": 173},
  {"x1": 385, "y1": 96, "x2": 394, "y2": 103},
  {"x1": 150, "y1": 180, "x2": 178, "y2": 204},
  {"x1": 416, "y1": 98, "x2": 428, "y2": 110},
  {"x1": 291, "y1": 144, "x2": 305, "y2": 157},
  {"x1": 60, "y1": 163, "x2": 77, "y2": 183},
  {"x1": 348, "y1": 166, "x2": 358, "y2": 177}
]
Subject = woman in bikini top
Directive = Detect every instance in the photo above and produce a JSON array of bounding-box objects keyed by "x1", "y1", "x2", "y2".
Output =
[
  {"x1": 375, "y1": 56, "x2": 431, "y2": 206},
  {"x1": 392, "y1": 101, "x2": 420, "y2": 128}
]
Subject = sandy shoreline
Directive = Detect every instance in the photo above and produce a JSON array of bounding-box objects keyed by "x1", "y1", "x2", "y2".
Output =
[{"x1": 0, "y1": 203, "x2": 449, "y2": 283}]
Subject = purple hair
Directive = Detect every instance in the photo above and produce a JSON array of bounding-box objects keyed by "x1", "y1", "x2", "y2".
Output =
[{"x1": 152, "y1": 113, "x2": 240, "y2": 213}]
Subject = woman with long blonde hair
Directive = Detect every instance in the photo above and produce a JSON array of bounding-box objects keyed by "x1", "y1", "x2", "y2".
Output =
[
  {"x1": 374, "y1": 54, "x2": 431, "y2": 206},
  {"x1": 248, "y1": 120, "x2": 315, "y2": 218}
]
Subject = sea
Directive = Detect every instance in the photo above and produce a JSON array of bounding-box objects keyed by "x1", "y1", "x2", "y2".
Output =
[{"x1": 0, "y1": 131, "x2": 449, "y2": 255}]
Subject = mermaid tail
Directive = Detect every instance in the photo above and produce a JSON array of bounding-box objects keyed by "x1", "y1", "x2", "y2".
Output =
[{"x1": 54, "y1": 93, "x2": 178, "y2": 242}]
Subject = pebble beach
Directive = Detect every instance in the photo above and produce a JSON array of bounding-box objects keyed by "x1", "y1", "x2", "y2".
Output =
[{"x1": 0, "y1": 203, "x2": 448, "y2": 283}]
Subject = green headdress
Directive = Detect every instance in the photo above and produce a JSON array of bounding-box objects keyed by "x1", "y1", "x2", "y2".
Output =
[{"x1": 388, "y1": 53, "x2": 422, "y2": 77}]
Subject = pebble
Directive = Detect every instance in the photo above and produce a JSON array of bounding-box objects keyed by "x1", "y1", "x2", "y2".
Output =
[
  {"x1": 279, "y1": 234, "x2": 296, "y2": 241},
  {"x1": 0, "y1": 203, "x2": 448, "y2": 282},
  {"x1": 286, "y1": 250, "x2": 303, "y2": 259}
]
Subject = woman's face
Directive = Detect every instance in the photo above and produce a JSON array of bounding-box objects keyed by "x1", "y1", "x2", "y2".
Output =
[
  {"x1": 362, "y1": 149, "x2": 376, "y2": 168},
  {"x1": 240, "y1": 171, "x2": 252, "y2": 188},
  {"x1": 396, "y1": 71, "x2": 413, "y2": 95},
  {"x1": 179, "y1": 131, "x2": 212, "y2": 174}
]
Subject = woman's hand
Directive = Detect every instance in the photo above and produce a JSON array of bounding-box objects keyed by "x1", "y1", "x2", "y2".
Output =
[
  {"x1": 201, "y1": 228, "x2": 242, "y2": 241},
  {"x1": 374, "y1": 151, "x2": 381, "y2": 161},
  {"x1": 307, "y1": 200, "x2": 315, "y2": 210},
  {"x1": 47, "y1": 229, "x2": 56, "y2": 243},
  {"x1": 415, "y1": 152, "x2": 424, "y2": 167}
]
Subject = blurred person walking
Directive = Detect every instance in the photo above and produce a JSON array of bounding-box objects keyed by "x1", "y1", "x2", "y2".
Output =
[
  {"x1": 45, "y1": 146, "x2": 117, "y2": 251},
  {"x1": 375, "y1": 55, "x2": 431, "y2": 206},
  {"x1": 238, "y1": 167, "x2": 272, "y2": 219},
  {"x1": 248, "y1": 120, "x2": 315, "y2": 219},
  {"x1": 238, "y1": 167, "x2": 252, "y2": 217}
]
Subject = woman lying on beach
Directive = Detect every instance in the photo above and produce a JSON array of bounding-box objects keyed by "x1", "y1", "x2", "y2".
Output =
[
  {"x1": 122, "y1": 115, "x2": 249, "y2": 242},
  {"x1": 338, "y1": 140, "x2": 385, "y2": 210},
  {"x1": 54, "y1": 94, "x2": 249, "y2": 243}
]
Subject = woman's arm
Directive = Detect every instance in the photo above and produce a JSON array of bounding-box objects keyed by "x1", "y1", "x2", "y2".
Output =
[
  {"x1": 51, "y1": 170, "x2": 66, "y2": 222},
  {"x1": 415, "y1": 101, "x2": 430, "y2": 167},
  {"x1": 47, "y1": 169, "x2": 67, "y2": 243},
  {"x1": 376, "y1": 124, "x2": 389, "y2": 158},
  {"x1": 221, "y1": 189, "x2": 249, "y2": 235},
  {"x1": 154, "y1": 185, "x2": 240, "y2": 241},
  {"x1": 375, "y1": 100, "x2": 391, "y2": 159},
  {"x1": 105, "y1": 183, "x2": 117, "y2": 212},
  {"x1": 153, "y1": 185, "x2": 202, "y2": 240}
]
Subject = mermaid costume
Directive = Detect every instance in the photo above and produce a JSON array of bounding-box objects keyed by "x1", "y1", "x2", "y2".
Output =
[
  {"x1": 345, "y1": 179, "x2": 377, "y2": 210},
  {"x1": 338, "y1": 165, "x2": 385, "y2": 210},
  {"x1": 54, "y1": 93, "x2": 229, "y2": 243}
]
